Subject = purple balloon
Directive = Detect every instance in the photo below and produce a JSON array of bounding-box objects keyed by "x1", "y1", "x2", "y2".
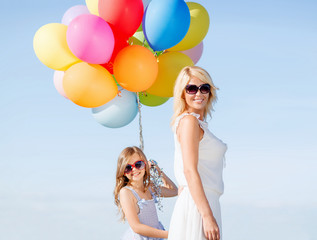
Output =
[
  {"x1": 180, "y1": 41, "x2": 204, "y2": 64},
  {"x1": 66, "y1": 14, "x2": 115, "y2": 64},
  {"x1": 62, "y1": 5, "x2": 90, "y2": 25}
]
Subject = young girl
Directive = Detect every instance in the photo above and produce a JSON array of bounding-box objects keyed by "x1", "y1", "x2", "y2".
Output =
[{"x1": 114, "y1": 146, "x2": 178, "y2": 240}]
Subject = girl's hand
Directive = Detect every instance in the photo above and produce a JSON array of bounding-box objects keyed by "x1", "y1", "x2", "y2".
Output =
[
  {"x1": 202, "y1": 215, "x2": 220, "y2": 240},
  {"x1": 148, "y1": 160, "x2": 161, "y2": 174},
  {"x1": 148, "y1": 159, "x2": 156, "y2": 168}
]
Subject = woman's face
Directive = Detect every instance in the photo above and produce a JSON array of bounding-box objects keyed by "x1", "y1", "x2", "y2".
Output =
[{"x1": 184, "y1": 76, "x2": 210, "y2": 115}]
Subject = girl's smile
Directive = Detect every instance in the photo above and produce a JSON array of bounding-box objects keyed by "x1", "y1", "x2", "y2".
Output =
[{"x1": 125, "y1": 153, "x2": 146, "y2": 183}]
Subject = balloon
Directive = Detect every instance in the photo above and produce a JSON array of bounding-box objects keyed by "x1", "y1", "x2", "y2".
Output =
[
  {"x1": 100, "y1": 61, "x2": 114, "y2": 74},
  {"x1": 146, "y1": 52, "x2": 194, "y2": 97},
  {"x1": 143, "y1": 0, "x2": 190, "y2": 51},
  {"x1": 66, "y1": 14, "x2": 114, "y2": 64},
  {"x1": 92, "y1": 89, "x2": 138, "y2": 128},
  {"x1": 85, "y1": 0, "x2": 99, "y2": 15},
  {"x1": 113, "y1": 45, "x2": 158, "y2": 92},
  {"x1": 129, "y1": 33, "x2": 155, "y2": 54},
  {"x1": 100, "y1": 29, "x2": 129, "y2": 74},
  {"x1": 33, "y1": 23, "x2": 80, "y2": 71},
  {"x1": 180, "y1": 41, "x2": 204, "y2": 64},
  {"x1": 142, "y1": 0, "x2": 152, "y2": 10},
  {"x1": 168, "y1": 2, "x2": 209, "y2": 51},
  {"x1": 139, "y1": 92, "x2": 169, "y2": 107},
  {"x1": 131, "y1": 28, "x2": 152, "y2": 50},
  {"x1": 53, "y1": 71, "x2": 68, "y2": 99},
  {"x1": 63, "y1": 62, "x2": 118, "y2": 108},
  {"x1": 61, "y1": 5, "x2": 90, "y2": 25},
  {"x1": 129, "y1": 36, "x2": 143, "y2": 46},
  {"x1": 110, "y1": 29, "x2": 130, "y2": 62},
  {"x1": 98, "y1": 0, "x2": 143, "y2": 38}
]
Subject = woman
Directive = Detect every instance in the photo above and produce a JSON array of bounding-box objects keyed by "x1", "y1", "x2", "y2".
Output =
[{"x1": 168, "y1": 66, "x2": 227, "y2": 240}]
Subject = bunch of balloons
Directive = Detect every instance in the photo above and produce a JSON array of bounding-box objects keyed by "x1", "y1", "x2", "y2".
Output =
[{"x1": 33, "y1": 0, "x2": 210, "y2": 128}]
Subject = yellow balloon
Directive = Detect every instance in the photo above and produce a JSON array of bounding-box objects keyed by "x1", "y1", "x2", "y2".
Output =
[
  {"x1": 168, "y1": 2, "x2": 210, "y2": 51},
  {"x1": 63, "y1": 62, "x2": 118, "y2": 108},
  {"x1": 85, "y1": 0, "x2": 99, "y2": 15},
  {"x1": 146, "y1": 52, "x2": 194, "y2": 97},
  {"x1": 33, "y1": 23, "x2": 80, "y2": 71}
]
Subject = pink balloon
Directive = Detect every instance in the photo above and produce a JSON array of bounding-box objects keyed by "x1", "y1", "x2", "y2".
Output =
[
  {"x1": 180, "y1": 41, "x2": 204, "y2": 64},
  {"x1": 62, "y1": 5, "x2": 90, "y2": 25},
  {"x1": 66, "y1": 14, "x2": 115, "y2": 64},
  {"x1": 53, "y1": 71, "x2": 68, "y2": 99}
]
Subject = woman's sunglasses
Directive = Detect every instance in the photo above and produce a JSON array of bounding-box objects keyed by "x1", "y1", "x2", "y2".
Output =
[
  {"x1": 185, "y1": 83, "x2": 211, "y2": 95},
  {"x1": 124, "y1": 160, "x2": 146, "y2": 174}
]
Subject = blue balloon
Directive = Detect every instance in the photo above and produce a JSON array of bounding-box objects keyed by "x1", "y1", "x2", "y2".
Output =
[
  {"x1": 143, "y1": 0, "x2": 190, "y2": 51},
  {"x1": 91, "y1": 89, "x2": 138, "y2": 128}
]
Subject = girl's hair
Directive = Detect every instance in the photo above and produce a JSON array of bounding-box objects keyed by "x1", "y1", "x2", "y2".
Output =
[
  {"x1": 114, "y1": 146, "x2": 150, "y2": 221},
  {"x1": 171, "y1": 66, "x2": 218, "y2": 126}
]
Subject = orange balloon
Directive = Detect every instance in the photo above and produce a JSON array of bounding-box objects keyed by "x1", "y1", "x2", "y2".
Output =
[
  {"x1": 113, "y1": 45, "x2": 158, "y2": 92},
  {"x1": 63, "y1": 62, "x2": 118, "y2": 108},
  {"x1": 147, "y1": 52, "x2": 194, "y2": 97}
]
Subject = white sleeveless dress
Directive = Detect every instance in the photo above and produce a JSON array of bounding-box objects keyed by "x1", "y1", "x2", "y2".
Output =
[{"x1": 168, "y1": 112, "x2": 227, "y2": 240}]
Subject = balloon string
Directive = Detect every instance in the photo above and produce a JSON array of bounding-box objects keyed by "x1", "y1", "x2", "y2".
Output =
[{"x1": 137, "y1": 92, "x2": 144, "y2": 151}]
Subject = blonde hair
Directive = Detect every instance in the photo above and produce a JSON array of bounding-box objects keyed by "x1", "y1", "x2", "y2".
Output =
[
  {"x1": 114, "y1": 146, "x2": 150, "y2": 221},
  {"x1": 171, "y1": 66, "x2": 218, "y2": 126}
]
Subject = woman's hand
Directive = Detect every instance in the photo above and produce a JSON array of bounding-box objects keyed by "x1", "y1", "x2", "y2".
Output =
[{"x1": 202, "y1": 214, "x2": 220, "y2": 240}]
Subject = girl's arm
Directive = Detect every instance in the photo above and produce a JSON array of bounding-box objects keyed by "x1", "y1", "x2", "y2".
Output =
[
  {"x1": 177, "y1": 115, "x2": 220, "y2": 240},
  {"x1": 149, "y1": 161, "x2": 178, "y2": 198},
  {"x1": 157, "y1": 170, "x2": 178, "y2": 197},
  {"x1": 119, "y1": 188, "x2": 168, "y2": 239}
]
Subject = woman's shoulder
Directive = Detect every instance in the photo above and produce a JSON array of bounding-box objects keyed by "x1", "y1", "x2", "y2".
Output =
[{"x1": 173, "y1": 112, "x2": 201, "y2": 131}]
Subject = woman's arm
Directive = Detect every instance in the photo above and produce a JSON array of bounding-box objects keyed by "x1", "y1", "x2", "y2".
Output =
[
  {"x1": 119, "y1": 188, "x2": 168, "y2": 239},
  {"x1": 177, "y1": 115, "x2": 220, "y2": 240}
]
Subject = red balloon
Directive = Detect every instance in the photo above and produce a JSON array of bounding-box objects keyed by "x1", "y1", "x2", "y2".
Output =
[
  {"x1": 100, "y1": 28, "x2": 129, "y2": 74},
  {"x1": 110, "y1": 28, "x2": 130, "y2": 63},
  {"x1": 98, "y1": 0, "x2": 143, "y2": 38}
]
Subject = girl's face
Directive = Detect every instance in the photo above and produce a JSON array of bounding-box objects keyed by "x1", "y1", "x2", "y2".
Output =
[
  {"x1": 124, "y1": 153, "x2": 146, "y2": 183},
  {"x1": 184, "y1": 76, "x2": 210, "y2": 115}
]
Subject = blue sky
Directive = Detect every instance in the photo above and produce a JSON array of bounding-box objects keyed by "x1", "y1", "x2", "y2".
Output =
[{"x1": 1, "y1": 0, "x2": 316, "y2": 239}]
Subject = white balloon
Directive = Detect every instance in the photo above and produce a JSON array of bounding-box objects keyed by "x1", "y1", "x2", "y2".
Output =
[
  {"x1": 142, "y1": 0, "x2": 152, "y2": 10},
  {"x1": 91, "y1": 89, "x2": 138, "y2": 128}
]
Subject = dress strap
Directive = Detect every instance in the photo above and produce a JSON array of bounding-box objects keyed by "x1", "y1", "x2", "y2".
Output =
[
  {"x1": 149, "y1": 187, "x2": 158, "y2": 203},
  {"x1": 124, "y1": 186, "x2": 141, "y2": 201},
  {"x1": 173, "y1": 112, "x2": 208, "y2": 132}
]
